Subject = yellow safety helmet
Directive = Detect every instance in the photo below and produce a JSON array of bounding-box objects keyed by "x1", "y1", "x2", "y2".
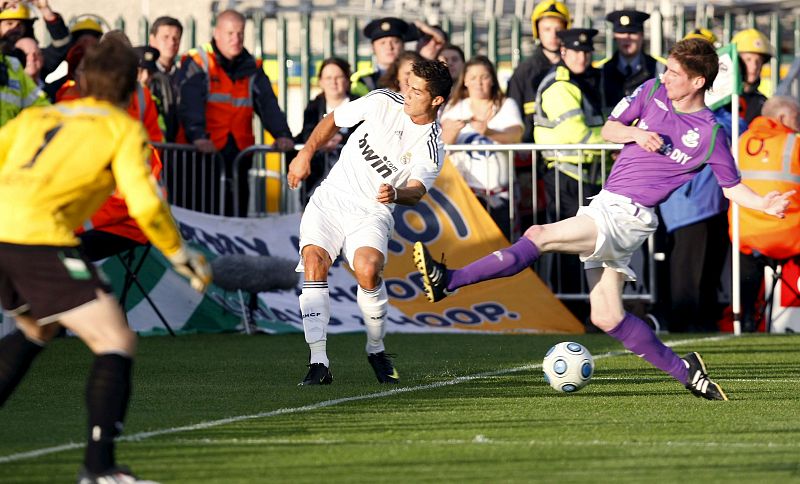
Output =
[
  {"x1": 731, "y1": 28, "x2": 772, "y2": 57},
  {"x1": 684, "y1": 28, "x2": 717, "y2": 45},
  {"x1": 0, "y1": 4, "x2": 33, "y2": 21},
  {"x1": 69, "y1": 17, "x2": 104, "y2": 36},
  {"x1": 531, "y1": 0, "x2": 571, "y2": 40}
]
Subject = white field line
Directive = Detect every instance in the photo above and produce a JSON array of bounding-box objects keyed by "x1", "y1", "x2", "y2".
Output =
[
  {"x1": 169, "y1": 436, "x2": 800, "y2": 450},
  {"x1": 0, "y1": 335, "x2": 732, "y2": 464}
]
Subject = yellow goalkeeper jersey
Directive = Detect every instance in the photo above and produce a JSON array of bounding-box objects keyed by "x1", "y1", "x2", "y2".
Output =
[{"x1": 0, "y1": 98, "x2": 182, "y2": 257}]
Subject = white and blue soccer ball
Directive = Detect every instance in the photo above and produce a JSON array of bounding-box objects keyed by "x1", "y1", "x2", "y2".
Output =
[{"x1": 542, "y1": 342, "x2": 594, "y2": 393}]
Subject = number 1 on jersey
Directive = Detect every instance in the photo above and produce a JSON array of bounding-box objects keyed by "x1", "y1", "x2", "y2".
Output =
[{"x1": 22, "y1": 124, "x2": 63, "y2": 169}]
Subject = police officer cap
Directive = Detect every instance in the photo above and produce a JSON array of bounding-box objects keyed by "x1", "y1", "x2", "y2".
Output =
[
  {"x1": 363, "y1": 17, "x2": 419, "y2": 42},
  {"x1": 606, "y1": 10, "x2": 650, "y2": 34},
  {"x1": 556, "y1": 28, "x2": 598, "y2": 52}
]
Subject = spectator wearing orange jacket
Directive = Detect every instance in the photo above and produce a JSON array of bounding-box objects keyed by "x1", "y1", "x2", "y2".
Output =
[
  {"x1": 178, "y1": 9, "x2": 293, "y2": 216},
  {"x1": 730, "y1": 96, "x2": 800, "y2": 332}
]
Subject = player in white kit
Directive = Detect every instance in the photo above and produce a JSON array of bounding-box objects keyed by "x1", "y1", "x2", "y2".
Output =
[{"x1": 287, "y1": 59, "x2": 452, "y2": 385}]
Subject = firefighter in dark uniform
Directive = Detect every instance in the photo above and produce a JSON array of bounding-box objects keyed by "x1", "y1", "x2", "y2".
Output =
[
  {"x1": 351, "y1": 17, "x2": 418, "y2": 97},
  {"x1": 597, "y1": 10, "x2": 665, "y2": 115},
  {"x1": 506, "y1": 0, "x2": 571, "y2": 143}
]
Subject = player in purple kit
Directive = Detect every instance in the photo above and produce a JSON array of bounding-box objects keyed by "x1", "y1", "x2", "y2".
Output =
[{"x1": 414, "y1": 39, "x2": 795, "y2": 400}]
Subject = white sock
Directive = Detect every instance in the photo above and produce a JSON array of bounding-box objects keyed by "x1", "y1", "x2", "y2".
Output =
[
  {"x1": 300, "y1": 281, "x2": 329, "y2": 367},
  {"x1": 358, "y1": 280, "x2": 388, "y2": 354}
]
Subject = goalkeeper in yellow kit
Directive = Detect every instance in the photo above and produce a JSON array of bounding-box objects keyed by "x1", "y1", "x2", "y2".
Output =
[{"x1": 0, "y1": 38, "x2": 210, "y2": 483}]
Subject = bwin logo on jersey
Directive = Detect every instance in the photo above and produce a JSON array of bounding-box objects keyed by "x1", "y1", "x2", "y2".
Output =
[{"x1": 359, "y1": 133, "x2": 398, "y2": 178}]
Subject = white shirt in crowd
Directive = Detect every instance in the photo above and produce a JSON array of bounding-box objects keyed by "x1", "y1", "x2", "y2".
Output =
[{"x1": 440, "y1": 97, "x2": 523, "y2": 196}]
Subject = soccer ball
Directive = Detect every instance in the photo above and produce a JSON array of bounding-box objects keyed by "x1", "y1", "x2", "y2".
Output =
[{"x1": 542, "y1": 342, "x2": 594, "y2": 393}]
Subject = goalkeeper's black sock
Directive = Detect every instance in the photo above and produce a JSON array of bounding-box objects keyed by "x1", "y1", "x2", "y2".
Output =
[
  {"x1": 0, "y1": 330, "x2": 45, "y2": 406},
  {"x1": 84, "y1": 353, "x2": 132, "y2": 474}
]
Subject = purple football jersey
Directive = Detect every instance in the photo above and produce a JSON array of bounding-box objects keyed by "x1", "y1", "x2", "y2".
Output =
[{"x1": 603, "y1": 78, "x2": 741, "y2": 207}]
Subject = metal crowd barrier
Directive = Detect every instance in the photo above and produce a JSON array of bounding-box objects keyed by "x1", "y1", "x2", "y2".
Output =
[
  {"x1": 153, "y1": 142, "x2": 227, "y2": 215},
  {"x1": 155, "y1": 141, "x2": 655, "y2": 304},
  {"x1": 155, "y1": 142, "x2": 304, "y2": 217}
]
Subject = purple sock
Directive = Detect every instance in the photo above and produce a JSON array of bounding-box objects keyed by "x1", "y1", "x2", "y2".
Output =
[
  {"x1": 607, "y1": 313, "x2": 689, "y2": 384},
  {"x1": 447, "y1": 238, "x2": 540, "y2": 291}
]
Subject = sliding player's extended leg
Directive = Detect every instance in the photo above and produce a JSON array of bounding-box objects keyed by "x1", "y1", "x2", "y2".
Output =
[{"x1": 413, "y1": 215, "x2": 598, "y2": 302}]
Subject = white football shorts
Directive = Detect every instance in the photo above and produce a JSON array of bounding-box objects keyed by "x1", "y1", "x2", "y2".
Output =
[
  {"x1": 576, "y1": 190, "x2": 658, "y2": 281},
  {"x1": 296, "y1": 187, "x2": 394, "y2": 271}
]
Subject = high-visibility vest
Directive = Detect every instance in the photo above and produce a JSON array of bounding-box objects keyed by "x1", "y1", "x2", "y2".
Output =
[
  {"x1": 350, "y1": 66, "x2": 379, "y2": 97},
  {"x1": 75, "y1": 86, "x2": 164, "y2": 244},
  {"x1": 0, "y1": 56, "x2": 49, "y2": 127},
  {"x1": 533, "y1": 65, "x2": 606, "y2": 183},
  {"x1": 730, "y1": 116, "x2": 800, "y2": 260},
  {"x1": 185, "y1": 43, "x2": 257, "y2": 150}
]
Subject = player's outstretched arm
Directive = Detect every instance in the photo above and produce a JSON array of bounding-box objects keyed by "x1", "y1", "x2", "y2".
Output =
[
  {"x1": 288, "y1": 115, "x2": 339, "y2": 189},
  {"x1": 723, "y1": 183, "x2": 796, "y2": 218},
  {"x1": 376, "y1": 180, "x2": 427, "y2": 206}
]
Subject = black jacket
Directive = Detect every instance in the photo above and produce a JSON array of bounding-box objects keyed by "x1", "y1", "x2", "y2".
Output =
[
  {"x1": 600, "y1": 51, "x2": 663, "y2": 115},
  {"x1": 39, "y1": 14, "x2": 71, "y2": 81},
  {"x1": 147, "y1": 69, "x2": 180, "y2": 142},
  {"x1": 740, "y1": 85, "x2": 767, "y2": 125},
  {"x1": 295, "y1": 93, "x2": 359, "y2": 143},
  {"x1": 505, "y1": 45, "x2": 558, "y2": 142},
  {"x1": 177, "y1": 40, "x2": 292, "y2": 145}
]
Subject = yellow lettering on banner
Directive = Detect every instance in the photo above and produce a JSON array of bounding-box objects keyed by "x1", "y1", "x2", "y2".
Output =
[{"x1": 383, "y1": 159, "x2": 583, "y2": 333}]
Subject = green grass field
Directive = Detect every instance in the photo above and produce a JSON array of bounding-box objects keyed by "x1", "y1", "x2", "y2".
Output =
[{"x1": 1, "y1": 332, "x2": 799, "y2": 483}]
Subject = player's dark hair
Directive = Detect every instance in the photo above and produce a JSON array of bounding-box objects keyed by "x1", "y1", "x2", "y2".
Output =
[
  {"x1": 150, "y1": 16, "x2": 183, "y2": 37},
  {"x1": 411, "y1": 58, "x2": 453, "y2": 101},
  {"x1": 668, "y1": 38, "x2": 719, "y2": 92},
  {"x1": 81, "y1": 38, "x2": 138, "y2": 105}
]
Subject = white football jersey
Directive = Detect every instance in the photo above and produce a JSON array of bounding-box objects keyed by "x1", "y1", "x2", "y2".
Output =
[{"x1": 316, "y1": 89, "x2": 443, "y2": 212}]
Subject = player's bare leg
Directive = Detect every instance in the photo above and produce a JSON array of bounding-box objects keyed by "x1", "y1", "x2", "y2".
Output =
[
  {"x1": 55, "y1": 290, "x2": 140, "y2": 477},
  {"x1": 353, "y1": 247, "x2": 397, "y2": 383},
  {"x1": 298, "y1": 245, "x2": 333, "y2": 385}
]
